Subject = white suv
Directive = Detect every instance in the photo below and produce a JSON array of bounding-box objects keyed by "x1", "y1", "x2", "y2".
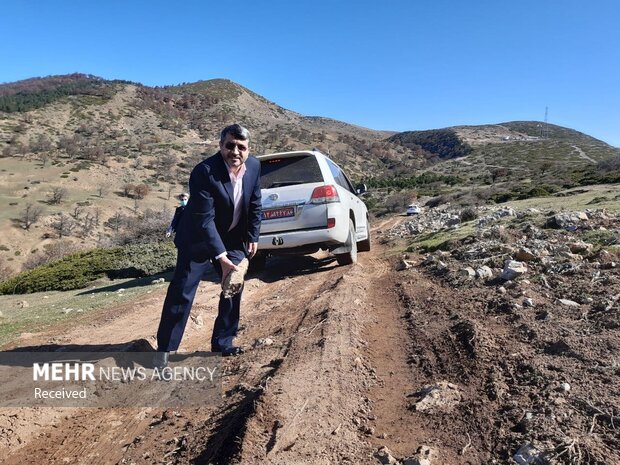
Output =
[{"x1": 254, "y1": 149, "x2": 370, "y2": 268}]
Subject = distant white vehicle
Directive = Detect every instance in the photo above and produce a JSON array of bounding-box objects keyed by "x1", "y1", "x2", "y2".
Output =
[
  {"x1": 254, "y1": 149, "x2": 370, "y2": 269},
  {"x1": 406, "y1": 204, "x2": 421, "y2": 216}
]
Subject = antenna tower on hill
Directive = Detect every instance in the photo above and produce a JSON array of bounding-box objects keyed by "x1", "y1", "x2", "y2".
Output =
[{"x1": 542, "y1": 106, "x2": 549, "y2": 139}]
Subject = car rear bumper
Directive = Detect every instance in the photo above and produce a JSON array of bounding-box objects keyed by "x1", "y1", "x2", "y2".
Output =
[{"x1": 259, "y1": 223, "x2": 348, "y2": 253}]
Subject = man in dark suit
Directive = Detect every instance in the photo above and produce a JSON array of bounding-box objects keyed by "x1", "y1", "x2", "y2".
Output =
[
  {"x1": 165, "y1": 192, "x2": 189, "y2": 239},
  {"x1": 155, "y1": 124, "x2": 261, "y2": 364}
]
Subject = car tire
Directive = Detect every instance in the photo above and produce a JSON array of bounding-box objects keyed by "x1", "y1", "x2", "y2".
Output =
[
  {"x1": 357, "y1": 220, "x2": 371, "y2": 252},
  {"x1": 335, "y1": 219, "x2": 358, "y2": 266},
  {"x1": 249, "y1": 252, "x2": 267, "y2": 272}
]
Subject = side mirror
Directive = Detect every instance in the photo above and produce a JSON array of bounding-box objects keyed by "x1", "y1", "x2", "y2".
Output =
[{"x1": 356, "y1": 183, "x2": 367, "y2": 195}]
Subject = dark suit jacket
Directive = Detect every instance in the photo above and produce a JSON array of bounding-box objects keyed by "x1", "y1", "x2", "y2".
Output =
[
  {"x1": 174, "y1": 152, "x2": 262, "y2": 258},
  {"x1": 168, "y1": 206, "x2": 185, "y2": 233}
]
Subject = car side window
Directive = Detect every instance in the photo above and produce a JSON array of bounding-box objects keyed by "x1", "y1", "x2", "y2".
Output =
[
  {"x1": 341, "y1": 171, "x2": 357, "y2": 194},
  {"x1": 326, "y1": 159, "x2": 355, "y2": 194}
]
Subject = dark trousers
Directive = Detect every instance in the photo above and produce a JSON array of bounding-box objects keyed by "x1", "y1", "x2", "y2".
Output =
[{"x1": 156, "y1": 244, "x2": 247, "y2": 352}]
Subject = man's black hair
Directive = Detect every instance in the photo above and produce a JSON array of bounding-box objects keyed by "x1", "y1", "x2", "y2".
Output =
[{"x1": 220, "y1": 124, "x2": 250, "y2": 143}]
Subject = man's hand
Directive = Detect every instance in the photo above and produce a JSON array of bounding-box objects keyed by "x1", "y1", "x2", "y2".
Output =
[
  {"x1": 218, "y1": 255, "x2": 240, "y2": 282},
  {"x1": 247, "y1": 242, "x2": 259, "y2": 259}
]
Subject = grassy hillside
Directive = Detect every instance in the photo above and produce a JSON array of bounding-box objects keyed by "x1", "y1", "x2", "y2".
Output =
[{"x1": 0, "y1": 73, "x2": 618, "y2": 279}]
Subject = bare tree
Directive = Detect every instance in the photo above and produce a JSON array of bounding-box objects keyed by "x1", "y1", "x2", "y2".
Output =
[
  {"x1": 19, "y1": 203, "x2": 44, "y2": 230},
  {"x1": 48, "y1": 187, "x2": 68, "y2": 205},
  {"x1": 51, "y1": 213, "x2": 75, "y2": 238},
  {"x1": 71, "y1": 205, "x2": 82, "y2": 220},
  {"x1": 384, "y1": 193, "x2": 409, "y2": 213},
  {"x1": 540, "y1": 161, "x2": 554, "y2": 175},
  {"x1": 29, "y1": 134, "x2": 53, "y2": 154},
  {"x1": 23, "y1": 240, "x2": 80, "y2": 270},
  {"x1": 97, "y1": 185, "x2": 109, "y2": 198},
  {"x1": 75, "y1": 213, "x2": 93, "y2": 239},
  {"x1": 121, "y1": 183, "x2": 135, "y2": 198},
  {"x1": 106, "y1": 211, "x2": 124, "y2": 234},
  {"x1": 38, "y1": 153, "x2": 50, "y2": 167},
  {"x1": 84, "y1": 145, "x2": 106, "y2": 164},
  {"x1": 81, "y1": 212, "x2": 96, "y2": 236},
  {"x1": 155, "y1": 153, "x2": 177, "y2": 181}
]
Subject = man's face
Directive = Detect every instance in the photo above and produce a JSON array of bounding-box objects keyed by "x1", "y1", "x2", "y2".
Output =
[{"x1": 220, "y1": 133, "x2": 249, "y2": 170}]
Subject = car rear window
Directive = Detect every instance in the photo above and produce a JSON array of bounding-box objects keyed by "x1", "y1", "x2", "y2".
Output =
[{"x1": 260, "y1": 155, "x2": 324, "y2": 188}]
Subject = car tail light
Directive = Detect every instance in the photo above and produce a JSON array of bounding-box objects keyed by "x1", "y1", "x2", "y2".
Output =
[
  {"x1": 310, "y1": 185, "x2": 340, "y2": 204},
  {"x1": 327, "y1": 218, "x2": 336, "y2": 228}
]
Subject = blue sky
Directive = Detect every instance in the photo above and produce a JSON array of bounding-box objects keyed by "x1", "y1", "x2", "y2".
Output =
[{"x1": 2, "y1": 0, "x2": 619, "y2": 146}]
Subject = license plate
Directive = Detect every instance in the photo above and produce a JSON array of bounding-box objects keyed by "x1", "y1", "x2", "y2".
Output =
[{"x1": 262, "y1": 207, "x2": 295, "y2": 220}]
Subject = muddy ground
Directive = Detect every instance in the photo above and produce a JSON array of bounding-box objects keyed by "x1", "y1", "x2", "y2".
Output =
[{"x1": 1, "y1": 215, "x2": 619, "y2": 465}]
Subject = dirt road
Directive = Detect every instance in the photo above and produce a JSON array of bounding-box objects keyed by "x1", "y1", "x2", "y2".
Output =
[{"x1": 1, "y1": 215, "x2": 619, "y2": 464}]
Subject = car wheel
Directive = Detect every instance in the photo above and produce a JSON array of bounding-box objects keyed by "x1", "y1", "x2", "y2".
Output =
[
  {"x1": 248, "y1": 252, "x2": 267, "y2": 272},
  {"x1": 335, "y1": 219, "x2": 358, "y2": 266},
  {"x1": 357, "y1": 220, "x2": 371, "y2": 252}
]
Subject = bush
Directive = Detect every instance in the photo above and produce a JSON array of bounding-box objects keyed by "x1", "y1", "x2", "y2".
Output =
[
  {"x1": 516, "y1": 185, "x2": 557, "y2": 200},
  {"x1": 384, "y1": 193, "x2": 409, "y2": 213},
  {"x1": 362, "y1": 196, "x2": 379, "y2": 211},
  {"x1": 109, "y1": 242, "x2": 177, "y2": 278},
  {"x1": 597, "y1": 154, "x2": 620, "y2": 173},
  {"x1": 425, "y1": 195, "x2": 450, "y2": 208},
  {"x1": 0, "y1": 242, "x2": 176, "y2": 294},
  {"x1": 581, "y1": 230, "x2": 620, "y2": 248},
  {"x1": 459, "y1": 207, "x2": 478, "y2": 222}
]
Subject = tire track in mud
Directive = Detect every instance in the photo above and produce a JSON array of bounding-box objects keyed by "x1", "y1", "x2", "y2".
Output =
[
  {"x1": 181, "y1": 259, "x2": 350, "y2": 465},
  {"x1": 229, "y1": 262, "x2": 377, "y2": 465},
  {"x1": 177, "y1": 257, "x2": 382, "y2": 465}
]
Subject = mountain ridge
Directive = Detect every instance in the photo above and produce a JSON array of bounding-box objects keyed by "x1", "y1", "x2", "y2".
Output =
[{"x1": 0, "y1": 73, "x2": 618, "y2": 275}]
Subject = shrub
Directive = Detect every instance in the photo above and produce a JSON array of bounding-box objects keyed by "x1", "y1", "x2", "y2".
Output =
[
  {"x1": 384, "y1": 193, "x2": 409, "y2": 213},
  {"x1": 517, "y1": 185, "x2": 557, "y2": 200},
  {"x1": 582, "y1": 230, "x2": 620, "y2": 248},
  {"x1": 109, "y1": 242, "x2": 177, "y2": 278},
  {"x1": 0, "y1": 242, "x2": 176, "y2": 294},
  {"x1": 597, "y1": 154, "x2": 620, "y2": 173},
  {"x1": 362, "y1": 196, "x2": 379, "y2": 211},
  {"x1": 459, "y1": 207, "x2": 478, "y2": 222},
  {"x1": 425, "y1": 195, "x2": 450, "y2": 208}
]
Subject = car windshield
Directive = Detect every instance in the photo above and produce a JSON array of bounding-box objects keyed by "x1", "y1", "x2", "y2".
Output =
[{"x1": 260, "y1": 155, "x2": 323, "y2": 189}]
